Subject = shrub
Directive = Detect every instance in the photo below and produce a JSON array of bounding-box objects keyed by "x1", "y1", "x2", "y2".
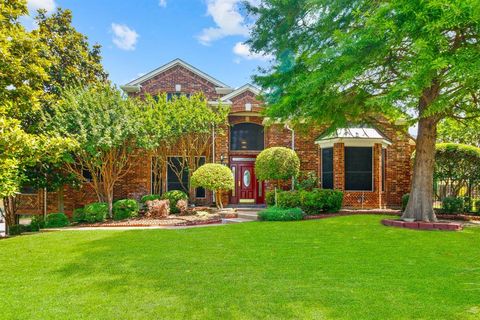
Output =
[
  {"x1": 141, "y1": 194, "x2": 161, "y2": 203},
  {"x1": 266, "y1": 190, "x2": 276, "y2": 207},
  {"x1": 161, "y1": 190, "x2": 188, "y2": 214},
  {"x1": 463, "y1": 196, "x2": 473, "y2": 213},
  {"x1": 29, "y1": 215, "x2": 45, "y2": 231},
  {"x1": 84, "y1": 202, "x2": 108, "y2": 223},
  {"x1": 294, "y1": 171, "x2": 318, "y2": 191},
  {"x1": 442, "y1": 197, "x2": 465, "y2": 214},
  {"x1": 176, "y1": 199, "x2": 189, "y2": 216},
  {"x1": 45, "y1": 213, "x2": 70, "y2": 228},
  {"x1": 258, "y1": 207, "x2": 305, "y2": 221},
  {"x1": 474, "y1": 199, "x2": 480, "y2": 215},
  {"x1": 113, "y1": 199, "x2": 139, "y2": 220},
  {"x1": 300, "y1": 189, "x2": 343, "y2": 214},
  {"x1": 190, "y1": 164, "x2": 234, "y2": 209},
  {"x1": 255, "y1": 147, "x2": 300, "y2": 182},
  {"x1": 401, "y1": 194, "x2": 409, "y2": 212},
  {"x1": 277, "y1": 191, "x2": 301, "y2": 208},
  {"x1": 8, "y1": 224, "x2": 25, "y2": 236},
  {"x1": 72, "y1": 208, "x2": 85, "y2": 223},
  {"x1": 145, "y1": 199, "x2": 170, "y2": 218}
]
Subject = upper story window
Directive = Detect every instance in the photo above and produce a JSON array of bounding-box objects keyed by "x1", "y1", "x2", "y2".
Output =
[
  {"x1": 230, "y1": 123, "x2": 264, "y2": 151},
  {"x1": 166, "y1": 92, "x2": 190, "y2": 101},
  {"x1": 344, "y1": 147, "x2": 373, "y2": 191}
]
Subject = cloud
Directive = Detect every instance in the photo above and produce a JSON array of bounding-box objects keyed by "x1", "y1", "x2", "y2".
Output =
[
  {"x1": 197, "y1": 0, "x2": 250, "y2": 45},
  {"x1": 111, "y1": 23, "x2": 139, "y2": 51},
  {"x1": 233, "y1": 42, "x2": 272, "y2": 61},
  {"x1": 159, "y1": 0, "x2": 167, "y2": 7},
  {"x1": 27, "y1": 0, "x2": 56, "y2": 13}
]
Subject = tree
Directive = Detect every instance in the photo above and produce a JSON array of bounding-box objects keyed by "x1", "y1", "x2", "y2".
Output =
[
  {"x1": 50, "y1": 84, "x2": 147, "y2": 218},
  {"x1": 191, "y1": 164, "x2": 234, "y2": 209},
  {"x1": 247, "y1": 0, "x2": 480, "y2": 221},
  {"x1": 255, "y1": 147, "x2": 300, "y2": 205},
  {"x1": 438, "y1": 118, "x2": 480, "y2": 147}
]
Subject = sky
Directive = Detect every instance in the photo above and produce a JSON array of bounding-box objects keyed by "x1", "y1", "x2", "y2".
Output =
[{"x1": 23, "y1": 0, "x2": 269, "y2": 88}]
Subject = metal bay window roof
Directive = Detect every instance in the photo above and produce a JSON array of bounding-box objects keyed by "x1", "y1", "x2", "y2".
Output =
[{"x1": 315, "y1": 128, "x2": 392, "y2": 148}]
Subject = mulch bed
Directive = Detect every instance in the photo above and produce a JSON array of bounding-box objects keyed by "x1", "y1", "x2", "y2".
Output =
[{"x1": 76, "y1": 215, "x2": 222, "y2": 228}]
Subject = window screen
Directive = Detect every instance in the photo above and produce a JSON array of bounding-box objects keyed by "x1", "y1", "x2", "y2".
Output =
[
  {"x1": 321, "y1": 148, "x2": 334, "y2": 189},
  {"x1": 195, "y1": 157, "x2": 206, "y2": 198},
  {"x1": 167, "y1": 157, "x2": 189, "y2": 194},
  {"x1": 345, "y1": 147, "x2": 373, "y2": 191},
  {"x1": 230, "y1": 123, "x2": 264, "y2": 151}
]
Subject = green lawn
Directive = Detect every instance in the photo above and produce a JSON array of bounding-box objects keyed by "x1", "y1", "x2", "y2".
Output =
[{"x1": 1, "y1": 216, "x2": 480, "y2": 319}]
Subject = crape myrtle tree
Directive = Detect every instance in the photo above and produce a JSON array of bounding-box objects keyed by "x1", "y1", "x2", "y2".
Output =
[
  {"x1": 50, "y1": 85, "x2": 149, "y2": 218},
  {"x1": 144, "y1": 93, "x2": 229, "y2": 198},
  {"x1": 247, "y1": 0, "x2": 480, "y2": 221}
]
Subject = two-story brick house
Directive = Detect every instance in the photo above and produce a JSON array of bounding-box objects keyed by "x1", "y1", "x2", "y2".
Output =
[{"x1": 17, "y1": 59, "x2": 414, "y2": 215}]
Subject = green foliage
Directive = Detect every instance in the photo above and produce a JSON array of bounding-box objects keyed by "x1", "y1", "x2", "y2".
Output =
[
  {"x1": 29, "y1": 215, "x2": 45, "y2": 231},
  {"x1": 45, "y1": 213, "x2": 69, "y2": 228},
  {"x1": 474, "y1": 200, "x2": 480, "y2": 215},
  {"x1": 191, "y1": 164, "x2": 234, "y2": 192},
  {"x1": 113, "y1": 199, "x2": 139, "y2": 220},
  {"x1": 140, "y1": 194, "x2": 161, "y2": 203},
  {"x1": 442, "y1": 197, "x2": 465, "y2": 214},
  {"x1": 258, "y1": 207, "x2": 305, "y2": 221},
  {"x1": 438, "y1": 118, "x2": 480, "y2": 147},
  {"x1": 275, "y1": 189, "x2": 343, "y2": 214},
  {"x1": 265, "y1": 190, "x2": 275, "y2": 207},
  {"x1": 8, "y1": 224, "x2": 25, "y2": 236},
  {"x1": 255, "y1": 147, "x2": 300, "y2": 182},
  {"x1": 83, "y1": 202, "x2": 108, "y2": 223},
  {"x1": 402, "y1": 194, "x2": 410, "y2": 212},
  {"x1": 72, "y1": 208, "x2": 85, "y2": 223},
  {"x1": 294, "y1": 171, "x2": 318, "y2": 191},
  {"x1": 161, "y1": 190, "x2": 188, "y2": 214}
]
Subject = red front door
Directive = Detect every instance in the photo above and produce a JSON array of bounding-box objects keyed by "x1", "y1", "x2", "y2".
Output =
[{"x1": 230, "y1": 157, "x2": 265, "y2": 204}]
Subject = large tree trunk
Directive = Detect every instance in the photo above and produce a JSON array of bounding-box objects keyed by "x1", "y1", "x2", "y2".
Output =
[
  {"x1": 402, "y1": 115, "x2": 438, "y2": 222},
  {"x1": 3, "y1": 195, "x2": 18, "y2": 227}
]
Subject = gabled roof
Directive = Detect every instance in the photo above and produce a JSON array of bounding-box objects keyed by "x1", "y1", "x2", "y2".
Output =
[
  {"x1": 124, "y1": 58, "x2": 230, "y2": 88},
  {"x1": 220, "y1": 83, "x2": 260, "y2": 102},
  {"x1": 316, "y1": 127, "x2": 392, "y2": 147}
]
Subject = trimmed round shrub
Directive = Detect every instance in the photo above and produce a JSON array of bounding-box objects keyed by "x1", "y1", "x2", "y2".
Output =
[
  {"x1": 401, "y1": 194, "x2": 409, "y2": 212},
  {"x1": 113, "y1": 199, "x2": 139, "y2": 220},
  {"x1": 84, "y1": 202, "x2": 108, "y2": 223},
  {"x1": 442, "y1": 197, "x2": 464, "y2": 214},
  {"x1": 141, "y1": 194, "x2": 161, "y2": 203},
  {"x1": 72, "y1": 208, "x2": 86, "y2": 223},
  {"x1": 191, "y1": 164, "x2": 234, "y2": 209},
  {"x1": 45, "y1": 213, "x2": 70, "y2": 228},
  {"x1": 161, "y1": 190, "x2": 188, "y2": 214},
  {"x1": 258, "y1": 207, "x2": 304, "y2": 221},
  {"x1": 255, "y1": 147, "x2": 300, "y2": 182}
]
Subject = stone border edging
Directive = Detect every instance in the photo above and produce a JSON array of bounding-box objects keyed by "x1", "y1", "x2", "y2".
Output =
[
  {"x1": 382, "y1": 219, "x2": 462, "y2": 231},
  {"x1": 75, "y1": 218, "x2": 222, "y2": 228}
]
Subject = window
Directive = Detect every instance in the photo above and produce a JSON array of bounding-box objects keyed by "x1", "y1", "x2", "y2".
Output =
[
  {"x1": 230, "y1": 123, "x2": 264, "y2": 151},
  {"x1": 82, "y1": 169, "x2": 93, "y2": 182},
  {"x1": 20, "y1": 185, "x2": 37, "y2": 194},
  {"x1": 167, "y1": 157, "x2": 189, "y2": 194},
  {"x1": 321, "y1": 148, "x2": 334, "y2": 189},
  {"x1": 382, "y1": 148, "x2": 387, "y2": 192},
  {"x1": 345, "y1": 147, "x2": 373, "y2": 191},
  {"x1": 167, "y1": 92, "x2": 190, "y2": 101},
  {"x1": 195, "y1": 157, "x2": 206, "y2": 198}
]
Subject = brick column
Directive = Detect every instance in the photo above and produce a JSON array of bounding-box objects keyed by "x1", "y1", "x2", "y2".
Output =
[
  {"x1": 373, "y1": 143, "x2": 382, "y2": 206},
  {"x1": 333, "y1": 143, "x2": 345, "y2": 191}
]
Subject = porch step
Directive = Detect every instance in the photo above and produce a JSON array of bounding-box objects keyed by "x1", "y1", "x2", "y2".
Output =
[{"x1": 236, "y1": 212, "x2": 259, "y2": 221}]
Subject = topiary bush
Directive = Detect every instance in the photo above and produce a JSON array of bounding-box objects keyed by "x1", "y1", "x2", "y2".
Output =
[
  {"x1": 255, "y1": 147, "x2": 300, "y2": 182},
  {"x1": 161, "y1": 190, "x2": 188, "y2": 214},
  {"x1": 442, "y1": 197, "x2": 465, "y2": 214},
  {"x1": 113, "y1": 199, "x2": 139, "y2": 220},
  {"x1": 258, "y1": 207, "x2": 305, "y2": 221},
  {"x1": 141, "y1": 194, "x2": 161, "y2": 203},
  {"x1": 45, "y1": 213, "x2": 70, "y2": 228},
  {"x1": 190, "y1": 164, "x2": 234, "y2": 209},
  {"x1": 72, "y1": 208, "x2": 86, "y2": 223},
  {"x1": 84, "y1": 202, "x2": 108, "y2": 223},
  {"x1": 401, "y1": 194, "x2": 410, "y2": 212}
]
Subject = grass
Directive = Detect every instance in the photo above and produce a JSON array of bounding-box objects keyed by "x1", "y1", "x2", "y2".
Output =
[{"x1": 1, "y1": 215, "x2": 480, "y2": 319}]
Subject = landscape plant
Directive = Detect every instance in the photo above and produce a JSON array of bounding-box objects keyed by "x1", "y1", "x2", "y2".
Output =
[
  {"x1": 161, "y1": 190, "x2": 188, "y2": 214},
  {"x1": 190, "y1": 164, "x2": 234, "y2": 209},
  {"x1": 247, "y1": 0, "x2": 480, "y2": 221},
  {"x1": 45, "y1": 213, "x2": 70, "y2": 228},
  {"x1": 258, "y1": 207, "x2": 305, "y2": 221},
  {"x1": 112, "y1": 199, "x2": 139, "y2": 220},
  {"x1": 83, "y1": 202, "x2": 108, "y2": 223}
]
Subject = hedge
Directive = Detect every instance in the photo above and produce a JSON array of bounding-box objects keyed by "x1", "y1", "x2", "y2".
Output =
[
  {"x1": 45, "y1": 213, "x2": 70, "y2": 228},
  {"x1": 258, "y1": 207, "x2": 305, "y2": 221},
  {"x1": 83, "y1": 202, "x2": 108, "y2": 223},
  {"x1": 274, "y1": 189, "x2": 343, "y2": 214}
]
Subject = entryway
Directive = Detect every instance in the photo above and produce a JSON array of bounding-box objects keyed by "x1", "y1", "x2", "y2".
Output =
[{"x1": 229, "y1": 156, "x2": 265, "y2": 205}]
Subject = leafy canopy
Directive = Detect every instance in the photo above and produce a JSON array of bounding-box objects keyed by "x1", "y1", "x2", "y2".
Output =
[
  {"x1": 191, "y1": 164, "x2": 234, "y2": 192},
  {"x1": 255, "y1": 147, "x2": 300, "y2": 181}
]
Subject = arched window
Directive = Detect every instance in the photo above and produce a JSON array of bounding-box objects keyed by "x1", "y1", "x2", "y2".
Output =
[{"x1": 230, "y1": 123, "x2": 264, "y2": 151}]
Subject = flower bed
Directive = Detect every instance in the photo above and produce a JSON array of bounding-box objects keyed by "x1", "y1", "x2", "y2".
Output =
[{"x1": 76, "y1": 214, "x2": 221, "y2": 228}]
